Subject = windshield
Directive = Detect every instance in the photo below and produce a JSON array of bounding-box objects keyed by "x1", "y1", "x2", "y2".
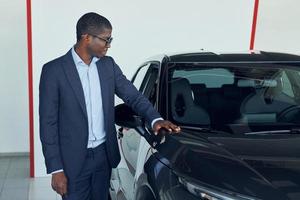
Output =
[{"x1": 167, "y1": 63, "x2": 300, "y2": 131}]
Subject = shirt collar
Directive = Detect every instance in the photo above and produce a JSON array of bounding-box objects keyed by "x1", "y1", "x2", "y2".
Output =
[{"x1": 71, "y1": 46, "x2": 100, "y2": 66}]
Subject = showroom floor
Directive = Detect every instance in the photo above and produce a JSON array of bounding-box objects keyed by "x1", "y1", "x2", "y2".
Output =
[{"x1": 0, "y1": 156, "x2": 60, "y2": 200}]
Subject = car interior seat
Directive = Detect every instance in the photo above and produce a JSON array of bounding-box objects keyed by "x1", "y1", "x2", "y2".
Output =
[
  {"x1": 237, "y1": 78, "x2": 296, "y2": 123},
  {"x1": 170, "y1": 78, "x2": 210, "y2": 125}
]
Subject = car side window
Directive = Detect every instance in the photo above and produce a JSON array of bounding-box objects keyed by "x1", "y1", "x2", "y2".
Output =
[
  {"x1": 133, "y1": 63, "x2": 159, "y2": 104},
  {"x1": 121, "y1": 63, "x2": 158, "y2": 171},
  {"x1": 142, "y1": 65, "x2": 159, "y2": 105},
  {"x1": 132, "y1": 63, "x2": 150, "y2": 91}
]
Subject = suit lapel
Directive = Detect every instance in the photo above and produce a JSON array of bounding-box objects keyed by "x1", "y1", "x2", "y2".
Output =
[{"x1": 62, "y1": 50, "x2": 88, "y2": 119}]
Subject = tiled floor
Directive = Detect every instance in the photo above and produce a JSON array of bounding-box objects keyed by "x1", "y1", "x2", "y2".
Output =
[
  {"x1": 28, "y1": 176, "x2": 61, "y2": 200},
  {"x1": 0, "y1": 156, "x2": 60, "y2": 200}
]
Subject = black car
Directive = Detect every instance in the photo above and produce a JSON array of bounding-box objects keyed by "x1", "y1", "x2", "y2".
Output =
[{"x1": 110, "y1": 51, "x2": 300, "y2": 200}]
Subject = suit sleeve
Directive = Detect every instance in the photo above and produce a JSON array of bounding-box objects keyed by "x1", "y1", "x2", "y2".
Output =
[
  {"x1": 39, "y1": 64, "x2": 63, "y2": 174},
  {"x1": 111, "y1": 58, "x2": 161, "y2": 125}
]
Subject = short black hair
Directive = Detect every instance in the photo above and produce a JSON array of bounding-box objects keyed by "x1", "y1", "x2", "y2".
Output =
[{"x1": 76, "y1": 12, "x2": 112, "y2": 42}]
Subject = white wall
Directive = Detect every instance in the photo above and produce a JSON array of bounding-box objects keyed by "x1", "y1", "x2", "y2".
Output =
[
  {"x1": 32, "y1": 0, "x2": 255, "y2": 177},
  {"x1": 0, "y1": 0, "x2": 29, "y2": 153},
  {"x1": 255, "y1": 0, "x2": 300, "y2": 54}
]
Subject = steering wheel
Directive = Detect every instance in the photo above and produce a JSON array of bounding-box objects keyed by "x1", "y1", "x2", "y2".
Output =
[{"x1": 277, "y1": 105, "x2": 300, "y2": 123}]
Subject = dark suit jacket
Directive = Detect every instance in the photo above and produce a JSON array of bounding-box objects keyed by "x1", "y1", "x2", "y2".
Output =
[{"x1": 39, "y1": 49, "x2": 161, "y2": 179}]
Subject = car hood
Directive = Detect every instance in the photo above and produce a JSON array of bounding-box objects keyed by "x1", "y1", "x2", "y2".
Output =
[{"x1": 154, "y1": 129, "x2": 300, "y2": 200}]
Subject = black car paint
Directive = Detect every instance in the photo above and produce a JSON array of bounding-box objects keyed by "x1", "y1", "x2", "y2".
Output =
[{"x1": 144, "y1": 128, "x2": 300, "y2": 200}]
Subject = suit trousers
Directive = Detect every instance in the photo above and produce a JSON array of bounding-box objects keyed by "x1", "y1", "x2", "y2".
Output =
[{"x1": 63, "y1": 143, "x2": 111, "y2": 200}]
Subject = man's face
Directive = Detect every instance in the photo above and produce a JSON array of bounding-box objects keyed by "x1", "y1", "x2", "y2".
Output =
[{"x1": 87, "y1": 28, "x2": 112, "y2": 58}]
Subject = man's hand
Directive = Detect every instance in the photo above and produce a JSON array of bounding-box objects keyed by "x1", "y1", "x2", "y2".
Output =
[
  {"x1": 51, "y1": 171, "x2": 68, "y2": 197},
  {"x1": 153, "y1": 120, "x2": 181, "y2": 135}
]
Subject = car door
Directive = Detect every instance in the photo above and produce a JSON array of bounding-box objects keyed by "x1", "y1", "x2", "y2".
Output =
[{"x1": 117, "y1": 63, "x2": 159, "y2": 200}]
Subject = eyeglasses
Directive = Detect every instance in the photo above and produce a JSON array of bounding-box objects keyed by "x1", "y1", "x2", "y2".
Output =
[{"x1": 89, "y1": 34, "x2": 113, "y2": 46}]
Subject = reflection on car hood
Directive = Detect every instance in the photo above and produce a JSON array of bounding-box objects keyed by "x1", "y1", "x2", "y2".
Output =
[{"x1": 155, "y1": 130, "x2": 300, "y2": 200}]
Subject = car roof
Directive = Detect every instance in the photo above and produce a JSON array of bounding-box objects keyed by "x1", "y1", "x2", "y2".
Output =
[
  {"x1": 168, "y1": 51, "x2": 300, "y2": 63},
  {"x1": 144, "y1": 51, "x2": 300, "y2": 64}
]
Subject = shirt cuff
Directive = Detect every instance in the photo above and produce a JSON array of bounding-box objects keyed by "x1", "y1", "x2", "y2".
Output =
[
  {"x1": 151, "y1": 118, "x2": 164, "y2": 129},
  {"x1": 50, "y1": 169, "x2": 64, "y2": 174}
]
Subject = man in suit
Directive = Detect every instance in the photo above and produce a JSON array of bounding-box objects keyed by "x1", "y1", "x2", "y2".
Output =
[{"x1": 39, "y1": 12, "x2": 180, "y2": 200}]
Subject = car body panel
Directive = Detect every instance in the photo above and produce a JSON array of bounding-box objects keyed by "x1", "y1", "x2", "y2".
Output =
[{"x1": 153, "y1": 129, "x2": 300, "y2": 199}]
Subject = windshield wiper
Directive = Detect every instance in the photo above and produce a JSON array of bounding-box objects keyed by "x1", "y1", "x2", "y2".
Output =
[
  {"x1": 181, "y1": 126, "x2": 231, "y2": 135},
  {"x1": 244, "y1": 129, "x2": 300, "y2": 135}
]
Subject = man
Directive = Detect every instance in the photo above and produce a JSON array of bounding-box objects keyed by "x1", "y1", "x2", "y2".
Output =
[{"x1": 39, "y1": 12, "x2": 180, "y2": 200}]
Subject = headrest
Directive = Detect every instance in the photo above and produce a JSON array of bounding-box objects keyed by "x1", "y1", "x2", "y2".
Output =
[
  {"x1": 171, "y1": 78, "x2": 191, "y2": 90},
  {"x1": 237, "y1": 79, "x2": 255, "y2": 87},
  {"x1": 261, "y1": 79, "x2": 277, "y2": 87},
  {"x1": 237, "y1": 79, "x2": 277, "y2": 88}
]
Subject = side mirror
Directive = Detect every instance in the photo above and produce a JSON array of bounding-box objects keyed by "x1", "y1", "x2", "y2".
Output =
[
  {"x1": 115, "y1": 103, "x2": 143, "y2": 128},
  {"x1": 114, "y1": 103, "x2": 167, "y2": 148}
]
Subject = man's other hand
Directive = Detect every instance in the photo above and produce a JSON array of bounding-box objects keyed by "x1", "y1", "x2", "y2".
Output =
[{"x1": 51, "y1": 171, "x2": 68, "y2": 197}]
